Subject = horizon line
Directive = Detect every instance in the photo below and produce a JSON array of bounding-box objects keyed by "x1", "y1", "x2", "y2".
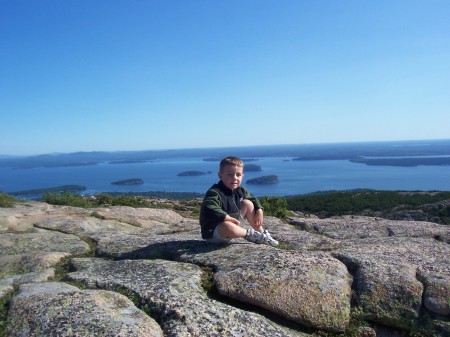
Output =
[{"x1": 2, "y1": 137, "x2": 450, "y2": 158}]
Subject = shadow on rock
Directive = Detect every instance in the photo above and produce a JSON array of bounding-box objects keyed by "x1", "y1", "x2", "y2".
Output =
[{"x1": 117, "y1": 239, "x2": 231, "y2": 261}]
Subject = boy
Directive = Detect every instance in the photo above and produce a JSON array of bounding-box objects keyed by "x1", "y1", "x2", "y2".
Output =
[{"x1": 199, "y1": 156, "x2": 279, "y2": 246}]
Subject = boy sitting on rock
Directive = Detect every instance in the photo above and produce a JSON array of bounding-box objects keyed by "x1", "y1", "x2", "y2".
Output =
[{"x1": 199, "y1": 156, "x2": 279, "y2": 246}]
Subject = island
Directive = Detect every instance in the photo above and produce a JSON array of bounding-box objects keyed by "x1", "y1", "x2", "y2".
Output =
[
  {"x1": 246, "y1": 175, "x2": 279, "y2": 185},
  {"x1": 349, "y1": 157, "x2": 450, "y2": 167},
  {"x1": 177, "y1": 171, "x2": 207, "y2": 176},
  {"x1": 244, "y1": 164, "x2": 262, "y2": 172},
  {"x1": 202, "y1": 157, "x2": 260, "y2": 163},
  {"x1": 111, "y1": 178, "x2": 144, "y2": 185},
  {"x1": 108, "y1": 160, "x2": 148, "y2": 165}
]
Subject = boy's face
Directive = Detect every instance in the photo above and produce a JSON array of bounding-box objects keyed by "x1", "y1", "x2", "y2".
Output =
[{"x1": 218, "y1": 165, "x2": 243, "y2": 191}]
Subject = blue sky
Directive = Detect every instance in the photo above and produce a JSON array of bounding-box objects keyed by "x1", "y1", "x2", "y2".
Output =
[{"x1": 1, "y1": 1, "x2": 449, "y2": 156}]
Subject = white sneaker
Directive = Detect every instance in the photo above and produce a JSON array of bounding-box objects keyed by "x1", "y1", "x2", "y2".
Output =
[
  {"x1": 245, "y1": 228, "x2": 279, "y2": 247},
  {"x1": 245, "y1": 228, "x2": 264, "y2": 243},
  {"x1": 263, "y1": 229, "x2": 279, "y2": 247}
]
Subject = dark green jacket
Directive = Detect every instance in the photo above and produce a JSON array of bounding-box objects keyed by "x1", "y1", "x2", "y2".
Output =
[{"x1": 199, "y1": 180, "x2": 263, "y2": 239}]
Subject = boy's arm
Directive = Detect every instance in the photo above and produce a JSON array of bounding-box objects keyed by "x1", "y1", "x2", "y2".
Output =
[
  {"x1": 242, "y1": 187, "x2": 264, "y2": 226},
  {"x1": 253, "y1": 208, "x2": 263, "y2": 227},
  {"x1": 243, "y1": 188, "x2": 263, "y2": 210},
  {"x1": 201, "y1": 189, "x2": 228, "y2": 224}
]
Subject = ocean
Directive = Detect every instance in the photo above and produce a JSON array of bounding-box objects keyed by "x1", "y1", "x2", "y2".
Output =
[{"x1": 2, "y1": 156, "x2": 450, "y2": 198}]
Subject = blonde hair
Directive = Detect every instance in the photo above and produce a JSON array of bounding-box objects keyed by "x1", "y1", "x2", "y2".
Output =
[{"x1": 219, "y1": 156, "x2": 243, "y2": 172}]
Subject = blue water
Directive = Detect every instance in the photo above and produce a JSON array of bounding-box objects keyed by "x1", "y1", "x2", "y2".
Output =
[{"x1": 1, "y1": 157, "x2": 450, "y2": 197}]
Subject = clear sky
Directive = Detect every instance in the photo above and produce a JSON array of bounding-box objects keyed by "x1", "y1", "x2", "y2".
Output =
[{"x1": 1, "y1": 1, "x2": 449, "y2": 156}]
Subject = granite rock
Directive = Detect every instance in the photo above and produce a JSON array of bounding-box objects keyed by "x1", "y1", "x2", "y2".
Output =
[
  {"x1": 6, "y1": 282, "x2": 163, "y2": 337},
  {"x1": 67, "y1": 258, "x2": 305, "y2": 336},
  {"x1": 1, "y1": 201, "x2": 449, "y2": 336}
]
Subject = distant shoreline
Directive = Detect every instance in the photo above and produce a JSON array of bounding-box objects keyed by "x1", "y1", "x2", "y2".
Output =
[
  {"x1": 4, "y1": 156, "x2": 450, "y2": 169},
  {"x1": 349, "y1": 157, "x2": 450, "y2": 167},
  {"x1": 1, "y1": 139, "x2": 450, "y2": 169}
]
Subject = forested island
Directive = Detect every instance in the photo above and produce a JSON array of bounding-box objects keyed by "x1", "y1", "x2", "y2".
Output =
[
  {"x1": 177, "y1": 171, "x2": 207, "y2": 176},
  {"x1": 247, "y1": 175, "x2": 279, "y2": 185},
  {"x1": 108, "y1": 160, "x2": 148, "y2": 164},
  {"x1": 111, "y1": 178, "x2": 144, "y2": 185},
  {"x1": 244, "y1": 164, "x2": 262, "y2": 172}
]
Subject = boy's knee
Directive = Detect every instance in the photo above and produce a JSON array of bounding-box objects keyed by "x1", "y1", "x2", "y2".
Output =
[
  {"x1": 241, "y1": 199, "x2": 254, "y2": 212},
  {"x1": 240, "y1": 200, "x2": 257, "y2": 221}
]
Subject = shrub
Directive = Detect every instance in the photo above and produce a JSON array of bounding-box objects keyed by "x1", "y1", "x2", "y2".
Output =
[
  {"x1": 0, "y1": 193, "x2": 16, "y2": 208},
  {"x1": 111, "y1": 195, "x2": 149, "y2": 207},
  {"x1": 42, "y1": 191, "x2": 93, "y2": 208},
  {"x1": 285, "y1": 190, "x2": 450, "y2": 224},
  {"x1": 41, "y1": 192, "x2": 153, "y2": 209},
  {"x1": 260, "y1": 196, "x2": 288, "y2": 219},
  {"x1": 95, "y1": 193, "x2": 114, "y2": 205}
]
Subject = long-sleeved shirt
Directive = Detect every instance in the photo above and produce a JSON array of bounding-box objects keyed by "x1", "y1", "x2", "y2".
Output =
[{"x1": 199, "y1": 180, "x2": 263, "y2": 239}]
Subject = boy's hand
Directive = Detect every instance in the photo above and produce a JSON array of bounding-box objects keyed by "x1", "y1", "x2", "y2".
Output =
[
  {"x1": 224, "y1": 214, "x2": 240, "y2": 225},
  {"x1": 253, "y1": 208, "x2": 263, "y2": 227}
]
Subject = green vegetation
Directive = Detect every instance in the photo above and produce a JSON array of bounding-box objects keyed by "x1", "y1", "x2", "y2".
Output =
[
  {"x1": 0, "y1": 193, "x2": 16, "y2": 208},
  {"x1": 42, "y1": 191, "x2": 153, "y2": 208},
  {"x1": 107, "y1": 191, "x2": 203, "y2": 200},
  {"x1": 24, "y1": 189, "x2": 450, "y2": 225},
  {"x1": 0, "y1": 291, "x2": 13, "y2": 337},
  {"x1": 42, "y1": 191, "x2": 93, "y2": 208},
  {"x1": 260, "y1": 196, "x2": 288, "y2": 218},
  {"x1": 96, "y1": 193, "x2": 151, "y2": 207},
  {"x1": 285, "y1": 190, "x2": 450, "y2": 224},
  {"x1": 9, "y1": 185, "x2": 87, "y2": 197},
  {"x1": 200, "y1": 266, "x2": 216, "y2": 294}
]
